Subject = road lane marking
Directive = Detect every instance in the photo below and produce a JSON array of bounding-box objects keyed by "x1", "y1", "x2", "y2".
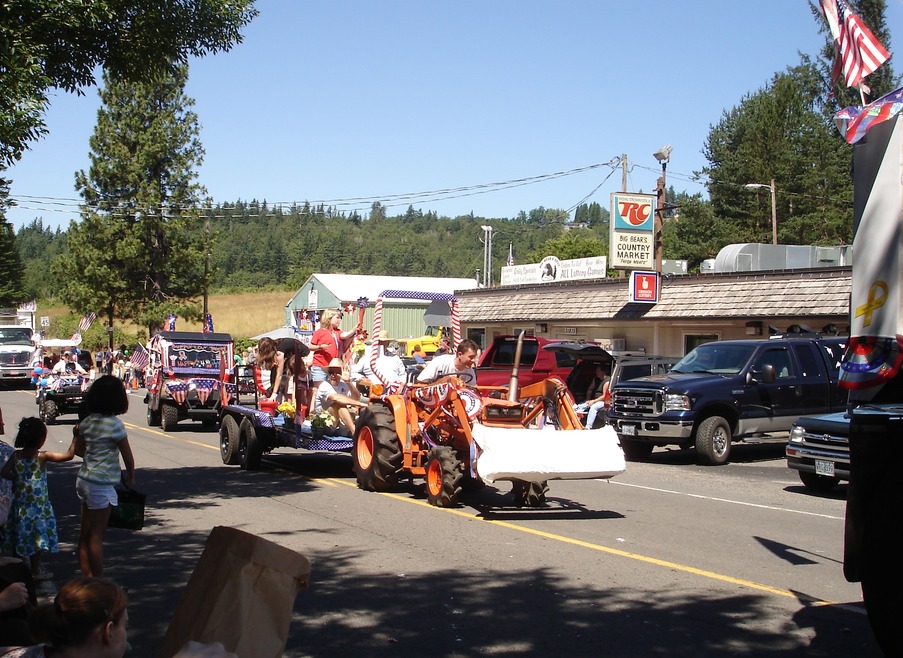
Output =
[
  {"x1": 318, "y1": 476, "x2": 860, "y2": 611},
  {"x1": 609, "y1": 481, "x2": 844, "y2": 520},
  {"x1": 120, "y1": 421, "x2": 859, "y2": 613},
  {"x1": 123, "y1": 421, "x2": 218, "y2": 451}
]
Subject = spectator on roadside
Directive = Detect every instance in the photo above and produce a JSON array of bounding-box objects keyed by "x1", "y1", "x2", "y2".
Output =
[
  {"x1": 574, "y1": 365, "x2": 611, "y2": 429},
  {"x1": 411, "y1": 345, "x2": 426, "y2": 364},
  {"x1": 417, "y1": 340, "x2": 479, "y2": 385},
  {"x1": 433, "y1": 337, "x2": 452, "y2": 357},
  {"x1": 75, "y1": 376, "x2": 136, "y2": 577}
]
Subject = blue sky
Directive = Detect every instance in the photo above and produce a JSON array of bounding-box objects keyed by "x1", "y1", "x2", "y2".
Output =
[{"x1": 6, "y1": 0, "x2": 903, "y2": 229}]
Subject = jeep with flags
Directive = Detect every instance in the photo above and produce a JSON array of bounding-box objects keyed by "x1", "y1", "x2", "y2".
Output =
[{"x1": 144, "y1": 331, "x2": 235, "y2": 431}]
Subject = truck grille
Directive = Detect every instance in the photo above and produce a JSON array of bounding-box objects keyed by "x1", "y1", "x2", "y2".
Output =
[
  {"x1": 611, "y1": 389, "x2": 661, "y2": 417},
  {"x1": 794, "y1": 428, "x2": 849, "y2": 456},
  {"x1": 0, "y1": 351, "x2": 32, "y2": 366}
]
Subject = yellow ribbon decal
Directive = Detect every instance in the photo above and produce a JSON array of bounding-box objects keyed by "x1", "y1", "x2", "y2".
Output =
[{"x1": 855, "y1": 280, "x2": 888, "y2": 327}]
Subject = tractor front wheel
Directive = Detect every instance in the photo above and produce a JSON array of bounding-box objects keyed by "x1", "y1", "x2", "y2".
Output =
[
  {"x1": 425, "y1": 446, "x2": 464, "y2": 508},
  {"x1": 511, "y1": 479, "x2": 548, "y2": 507},
  {"x1": 353, "y1": 406, "x2": 402, "y2": 492}
]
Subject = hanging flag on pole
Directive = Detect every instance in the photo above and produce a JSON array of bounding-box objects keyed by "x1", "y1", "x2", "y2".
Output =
[
  {"x1": 78, "y1": 312, "x2": 96, "y2": 333},
  {"x1": 820, "y1": 0, "x2": 889, "y2": 92},
  {"x1": 506, "y1": 242, "x2": 514, "y2": 267}
]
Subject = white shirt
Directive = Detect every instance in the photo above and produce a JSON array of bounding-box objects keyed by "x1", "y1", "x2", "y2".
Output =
[
  {"x1": 313, "y1": 378, "x2": 352, "y2": 414},
  {"x1": 351, "y1": 345, "x2": 406, "y2": 385},
  {"x1": 416, "y1": 354, "x2": 475, "y2": 384}
]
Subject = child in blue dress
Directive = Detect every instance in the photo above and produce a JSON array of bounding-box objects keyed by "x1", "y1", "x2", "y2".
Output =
[{"x1": 1, "y1": 417, "x2": 76, "y2": 580}]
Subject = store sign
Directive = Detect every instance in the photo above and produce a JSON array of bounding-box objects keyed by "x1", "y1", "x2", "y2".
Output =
[
  {"x1": 610, "y1": 192, "x2": 655, "y2": 270},
  {"x1": 629, "y1": 270, "x2": 660, "y2": 304},
  {"x1": 500, "y1": 255, "x2": 607, "y2": 286}
]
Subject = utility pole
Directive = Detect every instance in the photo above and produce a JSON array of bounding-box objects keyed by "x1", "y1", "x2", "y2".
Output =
[{"x1": 621, "y1": 154, "x2": 628, "y2": 192}]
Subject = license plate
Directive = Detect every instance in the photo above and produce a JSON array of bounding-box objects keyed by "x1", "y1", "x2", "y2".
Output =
[
  {"x1": 621, "y1": 424, "x2": 637, "y2": 436},
  {"x1": 815, "y1": 459, "x2": 835, "y2": 477}
]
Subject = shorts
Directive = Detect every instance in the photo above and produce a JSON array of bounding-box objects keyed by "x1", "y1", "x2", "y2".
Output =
[
  {"x1": 76, "y1": 477, "x2": 118, "y2": 510},
  {"x1": 310, "y1": 365, "x2": 328, "y2": 383}
]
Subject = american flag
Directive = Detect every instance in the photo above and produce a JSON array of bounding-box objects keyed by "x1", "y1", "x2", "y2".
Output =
[
  {"x1": 203, "y1": 313, "x2": 214, "y2": 333},
  {"x1": 506, "y1": 242, "x2": 515, "y2": 267},
  {"x1": 193, "y1": 378, "x2": 217, "y2": 405},
  {"x1": 166, "y1": 314, "x2": 177, "y2": 331},
  {"x1": 835, "y1": 86, "x2": 903, "y2": 144},
  {"x1": 78, "y1": 312, "x2": 96, "y2": 332},
  {"x1": 219, "y1": 381, "x2": 236, "y2": 406},
  {"x1": 130, "y1": 343, "x2": 150, "y2": 370},
  {"x1": 166, "y1": 381, "x2": 189, "y2": 405},
  {"x1": 821, "y1": 0, "x2": 889, "y2": 91}
]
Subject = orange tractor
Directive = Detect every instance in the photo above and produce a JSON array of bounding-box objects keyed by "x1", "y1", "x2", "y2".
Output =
[{"x1": 353, "y1": 330, "x2": 625, "y2": 507}]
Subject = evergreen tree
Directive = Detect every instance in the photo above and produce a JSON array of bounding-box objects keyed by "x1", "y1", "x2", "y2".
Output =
[
  {"x1": 0, "y1": 219, "x2": 24, "y2": 306},
  {"x1": 52, "y1": 65, "x2": 207, "y2": 333}
]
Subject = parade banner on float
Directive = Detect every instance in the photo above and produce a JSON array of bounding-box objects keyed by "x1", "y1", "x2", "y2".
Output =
[
  {"x1": 610, "y1": 193, "x2": 655, "y2": 270},
  {"x1": 840, "y1": 114, "x2": 903, "y2": 395},
  {"x1": 500, "y1": 255, "x2": 607, "y2": 286}
]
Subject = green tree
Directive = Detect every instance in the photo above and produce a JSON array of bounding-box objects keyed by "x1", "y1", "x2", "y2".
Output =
[
  {"x1": 0, "y1": 220, "x2": 24, "y2": 306},
  {"x1": 52, "y1": 65, "x2": 207, "y2": 333},
  {"x1": 0, "y1": 0, "x2": 256, "y2": 173},
  {"x1": 701, "y1": 62, "x2": 853, "y2": 246},
  {"x1": 528, "y1": 230, "x2": 606, "y2": 262}
]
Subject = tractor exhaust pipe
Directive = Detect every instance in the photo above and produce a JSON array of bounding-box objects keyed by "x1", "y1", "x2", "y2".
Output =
[{"x1": 507, "y1": 330, "x2": 525, "y2": 401}]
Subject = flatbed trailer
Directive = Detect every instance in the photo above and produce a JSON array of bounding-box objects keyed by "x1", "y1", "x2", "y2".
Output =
[{"x1": 218, "y1": 404, "x2": 353, "y2": 469}]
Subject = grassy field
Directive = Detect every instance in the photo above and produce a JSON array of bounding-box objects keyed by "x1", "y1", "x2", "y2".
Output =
[{"x1": 41, "y1": 290, "x2": 295, "y2": 341}]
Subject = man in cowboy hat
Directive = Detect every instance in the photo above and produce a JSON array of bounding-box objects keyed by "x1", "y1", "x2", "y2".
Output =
[
  {"x1": 351, "y1": 330, "x2": 406, "y2": 398},
  {"x1": 313, "y1": 358, "x2": 367, "y2": 434}
]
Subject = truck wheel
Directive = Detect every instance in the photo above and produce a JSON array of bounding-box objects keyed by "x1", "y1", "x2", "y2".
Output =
[
  {"x1": 511, "y1": 479, "x2": 548, "y2": 507},
  {"x1": 161, "y1": 403, "x2": 179, "y2": 432},
  {"x1": 799, "y1": 470, "x2": 840, "y2": 492},
  {"x1": 42, "y1": 400, "x2": 59, "y2": 425},
  {"x1": 695, "y1": 416, "x2": 732, "y2": 465},
  {"x1": 620, "y1": 439, "x2": 654, "y2": 461},
  {"x1": 425, "y1": 446, "x2": 463, "y2": 507},
  {"x1": 220, "y1": 415, "x2": 241, "y2": 465},
  {"x1": 146, "y1": 404, "x2": 161, "y2": 427},
  {"x1": 238, "y1": 418, "x2": 263, "y2": 470},
  {"x1": 353, "y1": 406, "x2": 402, "y2": 492}
]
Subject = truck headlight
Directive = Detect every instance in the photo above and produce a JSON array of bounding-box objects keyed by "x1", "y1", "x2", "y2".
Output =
[
  {"x1": 663, "y1": 394, "x2": 690, "y2": 411},
  {"x1": 789, "y1": 425, "x2": 805, "y2": 443}
]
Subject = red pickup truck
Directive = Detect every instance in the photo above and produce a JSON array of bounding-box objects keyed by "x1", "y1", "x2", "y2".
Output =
[{"x1": 476, "y1": 335, "x2": 597, "y2": 389}]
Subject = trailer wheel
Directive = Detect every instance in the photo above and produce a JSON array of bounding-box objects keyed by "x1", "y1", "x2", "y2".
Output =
[
  {"x1": 620, "y1": 438, "x2": 654, "y2": 461},
  {"x1": 425, "y1": 446, "x2": 463, "y2": 507},
  {"x1": 220, "y1": 415, "x2": 241, "y2": 465},
  {"x1": 146, "y1": 403, "x2": 161, "y2": 427},
  {"x1": 695, "y1": 416, "x2": 732, "y2": 465},
  {"x1": 42, "y1": 400, "x2": 59, "y2": 425},
  {"x1": 353, "y1": 406, "x2": 402, "y2": 491},
  {"x1": 161, "y1": 403, "x2": 180, "y2": 432},
  {"x1": 511, "y1": 479, "x2": 548, "y2": 507},
  {"x1": 799, "y1": 470, "x2": 840, "y2": 492},
  {"x1": 238, "y1": 418, "x2": 263, "y2": 470}
]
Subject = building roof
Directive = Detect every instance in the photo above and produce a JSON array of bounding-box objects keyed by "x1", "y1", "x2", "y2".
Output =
[
  {"x1": 310, "y1": 274, "x2": 479, "y2": 302},
  {"x1": 457, "y1": 268, "x2": 851, "y2": 322}
]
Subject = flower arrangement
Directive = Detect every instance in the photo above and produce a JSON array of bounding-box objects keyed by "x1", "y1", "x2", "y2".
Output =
[
  {"x1": 310, "y1": 409, "x2": 335, "y2": 431},
  {"x1": 277, "y1": 400, "x2": 296, "y2": 419}
]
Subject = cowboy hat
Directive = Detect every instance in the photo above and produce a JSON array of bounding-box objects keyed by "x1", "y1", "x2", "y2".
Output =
[
  {"x1": 327, "y1": 358, "x2": 344, "y2": 370},
  {"x1": 377, "y1": 330, "x2": 390, "y2": 341}
]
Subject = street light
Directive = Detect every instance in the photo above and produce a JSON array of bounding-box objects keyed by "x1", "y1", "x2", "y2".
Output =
[
  {"x1": 744, "y1": 179, "x2": 778, "y2": 245},
  {"x1": 652, "y1": 145, "x2": 672, "y2": 273}
]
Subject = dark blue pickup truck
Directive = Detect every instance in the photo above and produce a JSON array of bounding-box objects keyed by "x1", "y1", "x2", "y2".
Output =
[{"x1": 608, "y1": 335, "x2": 847, "y2": 465}]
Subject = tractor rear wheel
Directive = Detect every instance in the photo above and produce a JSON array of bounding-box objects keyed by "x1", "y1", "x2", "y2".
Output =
[
  {"x1": 425, "y1": 446, "x2": 464, "y2": 507},
  {"x1": 353, "y1": 406, "x2": 402, "y2": 491},
  {"x1": 220, "y1": 414, "x2": 241, "y2": 465},
  {"x1": 511, "y1": 479, "x2": 548, "y2": 507}
]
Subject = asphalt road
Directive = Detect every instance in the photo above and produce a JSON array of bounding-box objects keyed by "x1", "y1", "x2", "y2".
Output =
[{"x1": 0, "y1": 386, "x2": 882, "y2": 657}]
